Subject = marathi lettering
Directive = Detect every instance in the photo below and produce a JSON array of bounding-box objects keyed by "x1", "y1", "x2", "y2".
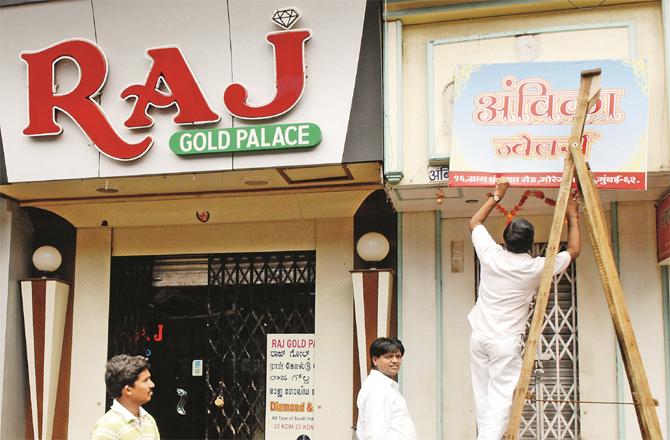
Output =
[
  {"x1": 493, "y1": 131, "x2": 600, "y2": 160},
  {"x1": 449, "y1": 172, "x2": 643, "y2": 189},
  {"x1": 474, "y1": 77, "x2": 625, "y2": 126},
  {"x1": 593, "y1": 174, "x2": 641, "y2": 186},
  {"x1": 428, "y1": 166, "x2": 449, "y2": 182}
]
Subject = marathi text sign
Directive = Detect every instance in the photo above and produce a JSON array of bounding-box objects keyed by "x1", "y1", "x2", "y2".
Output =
[
  {"x1": 265, "y1": 334, "x2": 315, "y2": 440},
  {"x1": 448, "y1": 60, "x2": 648, "y2": 189}
]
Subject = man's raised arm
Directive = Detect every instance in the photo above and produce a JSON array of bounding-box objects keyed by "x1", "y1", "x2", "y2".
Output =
[
  {"x1": 469, "y1": 178, "x2": 510, "y2": 231},
  {"x1": 565, "y1": 192, "x2": 582, "y2": 261}
]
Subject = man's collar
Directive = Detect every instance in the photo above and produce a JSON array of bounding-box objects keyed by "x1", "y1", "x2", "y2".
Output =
[
  {"x1": 111, "y1": 399, "x2": 148, "y2": 422},
  {"x1": 369, "y1": 369, "x2": 399, "y2": 389}
]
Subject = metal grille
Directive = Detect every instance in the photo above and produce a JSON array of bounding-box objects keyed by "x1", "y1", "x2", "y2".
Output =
[
  {"x1": 108, "y1": 252, "x2": 316, "y2": 440},
  {"x1": 475, "y1": 243, "x2": 579, "y2": 439},
  {"x1": 206, "y1": 252, "x2": 315, "y2": 439}
]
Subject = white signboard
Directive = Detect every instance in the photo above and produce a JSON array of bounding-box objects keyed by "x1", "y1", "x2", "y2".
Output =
[
  {"x1": 449, "y1": 60, "x2": 648, "y2": 190},
  {"x1": 0, "y1": 1, "x2": 370, "y2": 182},
  {"x1": 265, "y1": 333, "x2": 315, "y2": 440}
]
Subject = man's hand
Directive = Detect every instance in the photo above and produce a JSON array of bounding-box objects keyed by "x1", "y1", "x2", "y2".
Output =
[
  {"x1": 566, "y1": 191, "x2": 581, "y2": 219},
  {"x1": 494, "y1": 177, "x2": 510, "y2": 199},
  {"x1": 469, "y1": 177, "x2": 510, "y2": 231},
  {"x1": 565, "y1": 190, "x2": 581, "y2": 260}
]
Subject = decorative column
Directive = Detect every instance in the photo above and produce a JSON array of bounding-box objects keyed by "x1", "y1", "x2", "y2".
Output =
[
  {"x1": 351, "y1": 268, "x2": 394, "y2": 385},
  {"x1": 21, "y1": 246, "x2": 69, "y2": 440},
  {"x1": 351, "y1": 232, "x2": 393, "y2": 386}
]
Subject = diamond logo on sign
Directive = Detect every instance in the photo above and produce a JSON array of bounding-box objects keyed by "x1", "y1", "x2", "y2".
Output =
[{"x1": 272, "y1": 7, "x2": 301, "y2": 30}]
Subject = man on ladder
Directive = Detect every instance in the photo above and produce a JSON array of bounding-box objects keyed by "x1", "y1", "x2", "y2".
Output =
[
  {"x1": 467, "y1": 178, "x2": 582, "y2": 440},
  {"x1": 500, "y1": 69, "x2": 663, "y2": 440}
]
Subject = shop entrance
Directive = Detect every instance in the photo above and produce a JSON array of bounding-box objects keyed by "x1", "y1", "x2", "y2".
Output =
[{"x1": 107, "y1": 252, "x2": 316, "y2": 439}]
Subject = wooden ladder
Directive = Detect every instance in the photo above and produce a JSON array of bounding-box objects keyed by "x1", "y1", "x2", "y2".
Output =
[{"x1": 503, "y1": 69, "x2": 663, "y2": 440}]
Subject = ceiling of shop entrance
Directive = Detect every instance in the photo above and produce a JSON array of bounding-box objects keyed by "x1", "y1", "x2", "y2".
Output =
[
  {"x1": 1, "y1": 163, "x2": 382, "y2": 227},
  {"x1": 0, "y1": 162, "x2": 380, "y2": 203}
]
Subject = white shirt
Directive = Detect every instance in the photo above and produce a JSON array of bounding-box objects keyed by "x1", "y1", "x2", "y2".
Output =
[
  {"x1": 469, "y1": 224, "x2": 571, "y2": 337},
  {"x1": 356, "y1": 369, "x2": 417, "y2": 440},
  {"x1": 111, "y1": 399, "x2": 150, "y2": 427}
]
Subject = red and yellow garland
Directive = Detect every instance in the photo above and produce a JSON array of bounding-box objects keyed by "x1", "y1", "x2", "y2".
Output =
[{"x1": 487, "y1": 190, "x2": 557, "y2": 223}]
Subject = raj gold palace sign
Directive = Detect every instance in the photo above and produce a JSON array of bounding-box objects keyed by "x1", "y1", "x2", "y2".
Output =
[{"x1": 19, "y1": 8, "x2": 321, "y2": 161}]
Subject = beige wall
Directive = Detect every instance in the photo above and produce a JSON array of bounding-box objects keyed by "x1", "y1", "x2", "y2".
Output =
[
  {"x1": 112, "y1": 220, "x2": 316, "y2": 256},
  {"x1": 619, "y1": 201, "x2": 667, "y2": 439},
  {"x1": 69, "y1": 228, "x2": 112, "y2": 439},
  {"x1": 68, "y1": 218, "x2": 355, "y2": 438},
  {"x1": 573, "y1": 216, "x2": 619, "y2": 440},
  {"x1": 400, "y1": 212, "x2": 438, "y2": 439},
  {"x1": 313, "y1": 217, "x2": 354, "y2": 439},
  {"x1": 441, "y1": 216, "x2": 476, "y2": 438},
  {"x1": 401, "y1": 205, "x2": 666, "y2": 438}
]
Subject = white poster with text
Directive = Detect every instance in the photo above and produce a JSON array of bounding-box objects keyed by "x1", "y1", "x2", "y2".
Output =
[{"x1": 265, "y1": 333, "x2": 315, "y2": 440}]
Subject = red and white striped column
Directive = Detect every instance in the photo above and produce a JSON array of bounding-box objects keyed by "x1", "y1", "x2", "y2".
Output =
[
  {"x1": 21, "y1": 246, "x2": 69, "y2": 440},
  {"x1": 351, "y1": 269, "x2": 394, "y2": 385}
]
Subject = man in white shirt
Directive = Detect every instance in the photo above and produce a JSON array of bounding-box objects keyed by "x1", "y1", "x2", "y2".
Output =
[
  {"x1": 356, "y1": 337, "x2": 417, "y2": 440},
  {"x1": 468, "y1": 178, "x2": 581, "y2": 440},
  {"x1": 92, "y1": 354, "x2": 160, "y2": 440}
]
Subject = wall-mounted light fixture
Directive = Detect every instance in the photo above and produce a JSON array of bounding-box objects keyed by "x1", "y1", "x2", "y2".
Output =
[
  {"x1": 32, "y1": 245, "x2": 62, "y2": 274},
  {"x1": 356, "y1": 232, "x2": 390, "y2": 265}
]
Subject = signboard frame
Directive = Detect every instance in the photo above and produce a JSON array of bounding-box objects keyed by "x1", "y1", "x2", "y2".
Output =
[{"x1": 447, "y1": 60, "x2": 649, "y2": 190}]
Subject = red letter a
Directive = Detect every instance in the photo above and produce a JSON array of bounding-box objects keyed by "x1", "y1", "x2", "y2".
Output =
[
  {"x1": 121, "y1": 47, "x2": 220, "y2": 128},
  {"x1": 21, "y1": 39, "x2": 152, "y2": 161},
  {"x1": 224, "y1": 29, "x2": 311, "y2": 119}
]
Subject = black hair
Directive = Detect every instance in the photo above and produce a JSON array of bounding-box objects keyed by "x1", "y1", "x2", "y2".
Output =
[
  {"x1": 105, "y1": 354, "x2": 149, "y2": 398},
  {"x1": 369, "y1": 337, "x2": 405, "y2": 368},
  {"x1": 503, "y1": 218, "x2": 534, "y2": 253}
]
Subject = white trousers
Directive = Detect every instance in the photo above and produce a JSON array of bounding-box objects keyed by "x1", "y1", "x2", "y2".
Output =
[{"x1": 469, "y1": 332, "x2": 523, "y2": 440}]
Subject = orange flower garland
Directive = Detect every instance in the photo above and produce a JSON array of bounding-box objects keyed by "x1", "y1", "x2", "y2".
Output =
[{"x1": 487, "y1": 190, "x2": 557, "y2": 223}]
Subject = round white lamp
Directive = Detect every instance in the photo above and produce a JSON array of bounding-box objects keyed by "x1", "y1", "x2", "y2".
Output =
[
  {"x1": 356, "y1": 232, "x2": 390, "y2": 264},
  {"x1": 32, "y1": 245, "x2": 62, "y2": 273}
]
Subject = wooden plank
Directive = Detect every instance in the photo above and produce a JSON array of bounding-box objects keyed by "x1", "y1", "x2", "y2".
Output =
[
  {"x1": 571, "y1": 145, "x2": 662, "y2": 439},
  {"x1": 503, "y1": 69, "x2": 602, "y2": 440}
]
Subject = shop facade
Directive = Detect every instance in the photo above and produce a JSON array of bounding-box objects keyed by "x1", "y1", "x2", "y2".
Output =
[
  {"x1": 384, "y1": 1, "x2": 670, "y2": 439},
  {"x1": 0, "y1": 1, "x2": 385, "y2": 439}
]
